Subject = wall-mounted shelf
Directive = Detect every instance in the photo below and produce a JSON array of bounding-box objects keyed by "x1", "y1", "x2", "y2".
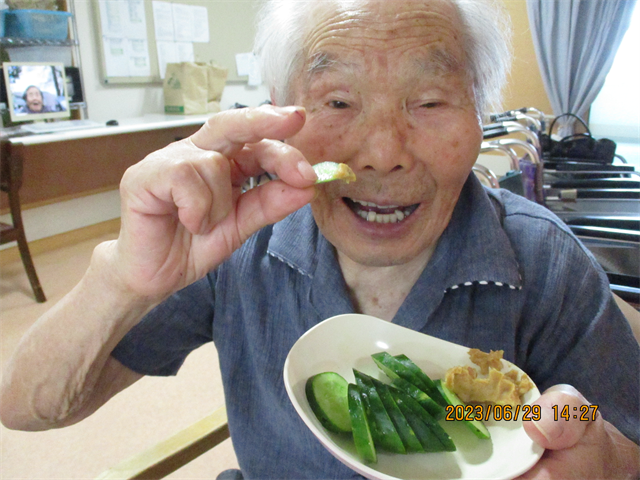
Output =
[
  {"x1": 1, "y1": 1, "x2": 88, "y2": 119},
  {"x1": 0, "y1": 37, "x2": 79, "y2": 47}
]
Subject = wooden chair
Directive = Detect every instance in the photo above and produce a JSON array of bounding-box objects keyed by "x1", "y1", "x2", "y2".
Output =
[
  {"x1": 95, "y1": 406, "x2": 230, "y2": 480},
  {"x1": 0, "y1": 145, "x2": 46, "y2": 302}
]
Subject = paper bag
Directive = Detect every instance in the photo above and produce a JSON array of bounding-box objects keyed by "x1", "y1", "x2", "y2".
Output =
[{"x1": 163, "y1": 62, "x2": 228, "y2": 115}]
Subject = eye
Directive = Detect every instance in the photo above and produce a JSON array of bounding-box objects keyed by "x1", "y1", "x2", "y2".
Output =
[
  {"x1": 420, "y1": 102, "x2": 441, "y2": 109},
  {"x1": 328, "y1": 100, "x2": 350, "y2": 109}
]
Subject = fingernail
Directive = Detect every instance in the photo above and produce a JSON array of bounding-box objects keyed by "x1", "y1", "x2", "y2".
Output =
[
  {"x1": 532, "y1": 406, "x2": 564, "y2": 443},
  {"x1": 298, "y1": 161, "x2": 317, "y2": 182},
  {"x1": 280, "y1": 105, "x2": 306, "y2": 119}
]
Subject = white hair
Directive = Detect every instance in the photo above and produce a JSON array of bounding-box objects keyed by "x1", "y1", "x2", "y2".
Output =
[{"x1": 253, "y1": 0, "x2": 512, "y2": 118}]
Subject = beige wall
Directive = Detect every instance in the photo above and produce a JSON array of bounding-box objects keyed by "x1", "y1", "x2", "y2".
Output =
[{"x1": 500, "y1": 0, "x2": 553, "y2": 115}]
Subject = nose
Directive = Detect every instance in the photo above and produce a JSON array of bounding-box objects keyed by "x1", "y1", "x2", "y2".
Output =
[{"x1": 349, "y1": 108, "x2": 414, "y2": 174}]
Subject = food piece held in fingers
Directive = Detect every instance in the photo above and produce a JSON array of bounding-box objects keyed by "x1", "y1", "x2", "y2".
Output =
[{"x1": 313, "y1": 162, "x2": 356, "y2": 184}]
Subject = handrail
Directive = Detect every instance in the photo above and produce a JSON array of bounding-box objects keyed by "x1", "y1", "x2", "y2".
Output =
[
  {"x1": 472, "y1": 164, "x2": 500, "y2": 188},
  {"x1": 493, "y1": 138, "x2": 541, "y2": 165},
  {"x1": 95, "y1": 406, "x2": 230, "y2": 480},
  {"x1": 480, "y1": 141, "x2": 520, "y2": 171}
]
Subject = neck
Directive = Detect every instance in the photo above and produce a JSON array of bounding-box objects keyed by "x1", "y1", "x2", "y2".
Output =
[{"x1": 338, "y1": 247, "x2": 435, "y2": 322}]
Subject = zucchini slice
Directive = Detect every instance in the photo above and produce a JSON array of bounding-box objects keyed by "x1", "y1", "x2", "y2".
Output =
[
  {"x1": 306, "y1": 372, "x2": 352, "y2": 433},
  {"x1": 348, "y1": 383, "x2": 377, "y2": 464}
]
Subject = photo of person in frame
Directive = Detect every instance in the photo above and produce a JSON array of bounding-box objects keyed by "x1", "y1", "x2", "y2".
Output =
[{"x1": 6, "y1": 64, "x2": 68, "y2": 117}]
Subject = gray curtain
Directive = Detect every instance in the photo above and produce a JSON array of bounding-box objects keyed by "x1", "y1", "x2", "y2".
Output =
[{"x1": 527, "y1": 0, "x2": 637, "y2": 132}]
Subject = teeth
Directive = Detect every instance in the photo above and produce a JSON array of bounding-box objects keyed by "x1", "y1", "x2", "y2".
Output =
[
  {"x1": 349, "y1": 198, "x2": 416, "y2": 224},
  {"x1": 354, "y1": 199, "x2": 400, "y2": 209},
  {"x1": 357, "y1": 209, "x2": 408, "y2": 223}
]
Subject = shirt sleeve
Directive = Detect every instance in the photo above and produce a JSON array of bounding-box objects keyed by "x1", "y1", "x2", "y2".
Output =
[{"x1": 111, "y1": 274, "x2": 216, "y2": 376}]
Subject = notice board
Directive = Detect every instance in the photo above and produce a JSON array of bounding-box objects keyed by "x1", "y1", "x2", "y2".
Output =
[{"x1": 93, "y1": 0, "x2": 260, "y2": 84}]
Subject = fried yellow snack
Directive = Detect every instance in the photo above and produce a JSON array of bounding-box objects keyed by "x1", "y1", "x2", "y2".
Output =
[
  {"x1": 445, "y1": 366, "x2": 522, "y2": 407},
  {"x1": 444, "y1": 349, "x2": 534, "y2": 407},
  {"x1": 313, "y1": 162, "x2": 356, "y2": 184},
  {"x1": 468, "y1": 348, "x2": 504, "y2": 374}
]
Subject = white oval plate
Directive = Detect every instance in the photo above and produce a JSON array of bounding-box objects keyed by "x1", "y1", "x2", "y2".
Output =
[{"x1": 284, "y1": 314, "x2": 544, "y2": 480}]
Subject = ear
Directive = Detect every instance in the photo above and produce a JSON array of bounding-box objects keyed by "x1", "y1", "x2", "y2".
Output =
[{"x1": 270, "y1": 88, "x2": 277, "y2": 106}]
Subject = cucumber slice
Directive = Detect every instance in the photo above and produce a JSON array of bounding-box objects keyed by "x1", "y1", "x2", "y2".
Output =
[
  {"x1": 436, "y1": 379, "x2": 491, "y2": 440},
  {"x1": 390, "y1": 387, "x2": 456, "y2": 452},
  {"x1": 372, "y1": 352, "x2": 429, "y2": 393},
  {"x1": 353, "y1": 370, "x2": 406, "y2": 454},
  {"x1": 391, "y1": 377, "x2": 446, "y2": 420},
  {"x1": 306, "y1": 372, "x2": 352, "y2": 433},
  {"x1": 348, "y1": 383, "x2": 377, "y2": 464},
  {"x1": 394, "y1": 354, "x2": 448, "y2": 407},
  {"x1": 369, "y1": 376, "x2": 424, "y2": 453},
  {"x1": 313, "y1": 161, "x2": 356, "y2": 184},
  {"x1": 390, "y1": 389, "x2": 447, "y2": 452}
]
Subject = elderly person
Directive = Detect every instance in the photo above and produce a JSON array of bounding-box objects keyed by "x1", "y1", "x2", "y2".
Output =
[
  {"x1": 20, "y1": 85, "x2": 51, "y2": 113},
  {"x1": 1, "y1": 0, "x2": 638, "y2": 478}
]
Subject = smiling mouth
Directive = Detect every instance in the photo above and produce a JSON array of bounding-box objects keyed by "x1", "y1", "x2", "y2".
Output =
[{"x1": 343, "y1": 198, "x2": 420, "y2": 224}]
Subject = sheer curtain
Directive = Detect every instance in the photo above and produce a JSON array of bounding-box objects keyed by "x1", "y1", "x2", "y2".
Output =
[{"x1": 526, "y1": 0, "x2": 637, "y2": 133}]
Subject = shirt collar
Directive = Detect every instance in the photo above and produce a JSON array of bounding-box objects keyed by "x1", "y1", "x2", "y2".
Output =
[
  {"x1": 267, "y1": 174, "x2": 522, "y2": 321},
  {"x1": 432, "y1": 174, "x2": 523, "y2": 292}
]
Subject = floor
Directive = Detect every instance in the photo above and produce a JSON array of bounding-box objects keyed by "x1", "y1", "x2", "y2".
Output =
[{"x1": 0, "y1": 223, "x2": 239, "y2": 479}]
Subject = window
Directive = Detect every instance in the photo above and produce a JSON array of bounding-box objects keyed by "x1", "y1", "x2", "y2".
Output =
[{"x1": 589, "y1": 4, "x2": 639, "y2": 166}]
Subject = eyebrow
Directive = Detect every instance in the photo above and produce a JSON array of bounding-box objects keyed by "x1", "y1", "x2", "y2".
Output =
[
  {"x1": 306, "y1": 51, "x2": 353, "y2": 76},
  {"x1": 303, "y1": 46, "x2": 464, "y2": 87},
  {"x1": 414, "y1": 47, "x2": 464, "y2": 76}
]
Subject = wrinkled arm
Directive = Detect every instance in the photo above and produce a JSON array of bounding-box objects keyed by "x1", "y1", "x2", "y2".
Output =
[
  {"x1": 0, "y1": 251, "x2": 149, "y2": 430},
  {"x1": 0, "y1": 106, "x2": 317, "y2": 431}
]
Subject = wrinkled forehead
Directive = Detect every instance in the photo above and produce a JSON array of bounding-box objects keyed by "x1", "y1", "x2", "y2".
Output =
[{"x1": 301, "y1": 0, "x2": 467, "y2": 74}]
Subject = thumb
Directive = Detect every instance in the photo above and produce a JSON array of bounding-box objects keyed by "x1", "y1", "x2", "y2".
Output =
[{"x1": 523, "y1": 384, "x2": 593, "y2": 450}]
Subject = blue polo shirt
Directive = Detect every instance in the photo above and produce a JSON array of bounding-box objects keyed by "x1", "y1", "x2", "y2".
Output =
[{"x1": 112, "y1": 175, "x2": 639, "y2": 479}]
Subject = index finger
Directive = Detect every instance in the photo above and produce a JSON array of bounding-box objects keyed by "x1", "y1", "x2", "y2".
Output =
[{"x1": 191, "y1": 105, "x2": 306, "y2": 158}]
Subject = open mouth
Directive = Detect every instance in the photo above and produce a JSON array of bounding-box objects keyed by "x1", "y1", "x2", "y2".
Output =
[{"x1": 344, "y1": 198, "x2": 420, "y2": 224}]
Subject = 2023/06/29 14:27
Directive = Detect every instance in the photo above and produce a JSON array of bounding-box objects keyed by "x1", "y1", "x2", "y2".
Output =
[{"x1": 444, "y1": 404, "x2": 599, "y2": 422}]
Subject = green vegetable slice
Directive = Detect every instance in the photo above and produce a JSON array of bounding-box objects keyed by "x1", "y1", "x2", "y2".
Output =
[
  {"x1": 369, "y1": 376, "x2": 424, "y2": 453},
  {"x1": 390, "y1": 386, "x2": 456, "y2": 451},
  {"x1": 394, "y1": 354, "x2": 449, "y2": 407},
  {"x1": 354, "y1": 370, "x2": 406, "y2": 454},
  {"x1": 348, "y1": 383, "x2": 377, "y2": 464},
  {"x1": 391, "y1": 389, "x2": 448, "y2": 452},
  {"x1": 306, "y1": 372, "x2": 352, "y2": 433},
  {"x1": 391, "y1": 377, "x2": 446, "y2": 420},
  {"x1": 372, "y1": 352, "x2": 434, "y2": 398},
  {"x1": 313, "y1": 161, "x2": 356, "y2": 184},
  {"x1": 436, "y1": 379, "x2": 491, "y2": 440}
]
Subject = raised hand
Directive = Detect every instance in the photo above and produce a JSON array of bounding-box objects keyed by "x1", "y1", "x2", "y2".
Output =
[{"x1": 103, "y1": 105, "x2": 317, "y2": 299}]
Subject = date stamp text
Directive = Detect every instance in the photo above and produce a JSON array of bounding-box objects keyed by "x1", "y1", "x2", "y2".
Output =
[{"x1": 444, "y1": 404, "x2": 599, "y2": 422}]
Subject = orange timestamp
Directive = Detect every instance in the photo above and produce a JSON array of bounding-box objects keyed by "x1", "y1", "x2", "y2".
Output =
[
  {"x1": 444, "y1": 404, "x2": 600, "y2": 422},
  {"x1": 552, "y1": 404, "x2": 599, "y2": 421},
  {"x1": 444, "y1": 404, "x2": 542, "y2": 422}
]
